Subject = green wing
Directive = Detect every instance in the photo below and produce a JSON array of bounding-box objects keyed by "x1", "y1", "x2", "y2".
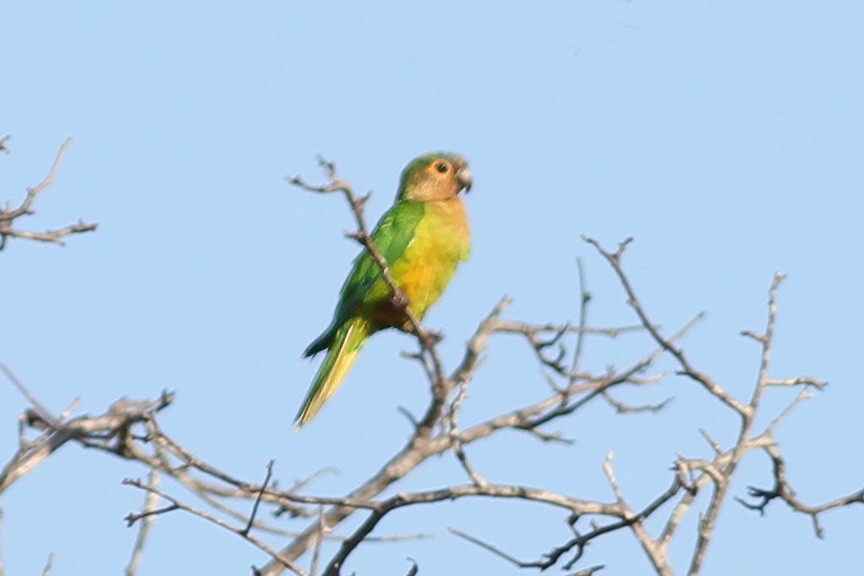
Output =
[{"x1": 304, "y1": 201, "x2": 425, "y2": 356}]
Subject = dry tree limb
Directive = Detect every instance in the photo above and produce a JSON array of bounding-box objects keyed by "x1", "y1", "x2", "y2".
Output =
[
  {"x1": 123, "y1": 477, "x2": 308, "y2": 576},
  {"x1": 40, "y1": 552, "x2": 54, "y2": 576},
  {"x1": 125, "y1": 469, "x2": 160, "y2": 576},
  {"x1": 2, "y1": 155, "x2": 856, "y2": 576},
  {"x1": 0, "y1": 138, "x2": 97, "y2": 249},
  {"x1": 1, "y1": 248, "x2": 848, "y2": 576},
  {"x1": 1, "y1": 362, "x2": 57, "y2": 425},
  {"x1": 0, "y1": 506, "x2": 5, "y2": 576},
  {"x1": 739, "y1": 442, "x2": 864, "y2": 539},
  {"x1": 584, "y1": 236, "x2": 749, "y2": 417},
  {"x1": 0, "y1": 390, "x2": 173, "y2": 495},
  {"x1": 254, "y1": 168, "x2": 667, "y2": 575}
]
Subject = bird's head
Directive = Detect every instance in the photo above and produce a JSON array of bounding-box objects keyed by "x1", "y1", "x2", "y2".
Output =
[{"x1": 397, "y1": 152, "x2": 472, "y2": 202}]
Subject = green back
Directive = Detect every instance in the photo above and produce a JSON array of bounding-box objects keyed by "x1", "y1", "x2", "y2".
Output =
[
  {"x1": 305, "y1": 201, "x2": 425, "y2": 356},
  {"x1": 339, "y1": 200, "x2": 425, "y2": 315}
]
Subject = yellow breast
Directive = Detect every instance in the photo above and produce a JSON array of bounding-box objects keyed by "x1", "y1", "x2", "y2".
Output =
[{"x1": 392, "y1": 197, "x2": 470, "y2": 319}]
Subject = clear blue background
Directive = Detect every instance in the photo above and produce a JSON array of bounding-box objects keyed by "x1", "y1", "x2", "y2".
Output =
[{"x1": 1, "y1": 2, "x2": 862, "y2": 574}]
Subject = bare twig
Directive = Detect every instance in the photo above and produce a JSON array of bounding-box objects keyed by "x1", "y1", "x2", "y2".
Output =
[
  {"x1": 0, "y1": 393, "x2": 173, "y2": 495},
  {"x1": 123, "y1": 478, "x2": 308, "y2": 576},
  {"x1": 448, "y1": 526, "x2": 535, "y2": 568},
  {"x1": 601, "y1": 389, "x2": 672, "y2": 414},
  {"x1": 309, "y1": 506, "x2": 326, "y2": 576},
  {"x1": 739, "y1": 443, "x2": 864, "y2": 538},
  {"x1": 243, "y1": 460, "x2": 275, "y2": 537},
  {"x1": 125, "y1": 469, "x2": 160, "y2": 576},
  {"x1": 584, "y1": 236, "x2": 749, "y2": 417},
  {"x1": 570, "y1": 257, "x2": 591, "y2": 375},
  {"x1": 41, "y1": 552, "x2": 54, "y2": 576},
  {"x1": 0, "y1": 507, "x2": 5, "y2": 576},
  {"x1": 0, "y1": 139, "x2": 97, "y2": 249},
  {"x1": 3, "y1": 156, "x2": 852, "y2": 576},
  {"x1": 0, "y1": 362, "x2": 57, "y2": 425}
]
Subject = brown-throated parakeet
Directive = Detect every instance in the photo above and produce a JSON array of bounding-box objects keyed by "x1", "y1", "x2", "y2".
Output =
[{"x1": 296, "y1": 152, "x2": 472, "y2": 426}]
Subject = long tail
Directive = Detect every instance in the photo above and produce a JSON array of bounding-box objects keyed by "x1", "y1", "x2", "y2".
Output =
[{"x1": 295, "y1": 318, "x2": 370, "y2": 427}]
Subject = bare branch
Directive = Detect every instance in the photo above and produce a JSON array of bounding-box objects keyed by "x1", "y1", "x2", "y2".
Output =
[
  {"x1": 570, "y1": 257, "x2": 591, "y2": 375},
  {"x1": 739, "y1": 443, "x2": 864, "y2": 538},
  {"x1": 125, "y1": 469, "x2": 160, "y2": 576},
  {"x1": 0, "y1": 361, "x2": 57, "y2": 424},
  {"x1": 583, "y1": 236, "x2": 749, "y2": 418},
  {"x1": 602, "y1": 452, "x2": 624, "y2": 502},
  {"x1": 764, "y1": 376, "x2": 827, "y2": 389},
  {"x1": 0, "y1": 139, "x2": 97, "y2": 248},
  {"x1": 448, "y1": 526, "x2": 541, "y2": 568},
  {"x1": 601, "y1": 389, "x2": 672, "y2": 414},
  {"x1": 745, "y1": 273, "x2": 787, "y2": 411},
  {"x1": 242, "y1": 460, "x2": 275, "y2": 537},
  {"x1": 0, "y1": 507, "x2": 5, "y2": 576},
  {"x1": 123, "y1": 478, "x2": 308, "y2": 576},
  {"x1": 0, "y1": 393, "x2": 174, "y2": 495},
  {"x1": 3, "y1": 156, "x2": 853, "y2": 576},
  {"x1": 40, "y1": 552, "x2": 54, "y2": 576}
]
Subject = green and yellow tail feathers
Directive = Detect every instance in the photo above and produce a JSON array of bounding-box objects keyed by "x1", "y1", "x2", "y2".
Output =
[{"x1": 295, "y1": 318, "x2": 371, "y2": 427}]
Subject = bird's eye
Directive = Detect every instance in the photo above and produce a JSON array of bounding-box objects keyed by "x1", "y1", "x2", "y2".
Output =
[{"x1": 435, "y1": 162, "x2": 449, "y2": 173}]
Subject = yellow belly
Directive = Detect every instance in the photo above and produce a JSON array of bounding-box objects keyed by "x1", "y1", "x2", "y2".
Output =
[{"x1": 372, "y1": 197, "x2": 470, "y2": 327}]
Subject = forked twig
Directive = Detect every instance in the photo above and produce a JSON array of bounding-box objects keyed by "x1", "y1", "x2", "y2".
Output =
[{"x1": 0, "y1": 139, "x2": 97, "y2": 249}]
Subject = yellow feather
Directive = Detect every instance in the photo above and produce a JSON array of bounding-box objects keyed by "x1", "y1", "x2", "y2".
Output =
[
  {"x1": 392, "y1": 196, "x2": 470, "y2": 318},
  {"x1": 295, "y1": 319, "x2": 368, "y2": 427}
]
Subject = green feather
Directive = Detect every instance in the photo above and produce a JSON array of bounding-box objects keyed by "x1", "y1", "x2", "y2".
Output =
[
  {"x1": 296, "y1": 317, "x2": 371, "y2": 426},
  {"x1": 303, "y1": 201, "x2": 425, "y2": 357}
]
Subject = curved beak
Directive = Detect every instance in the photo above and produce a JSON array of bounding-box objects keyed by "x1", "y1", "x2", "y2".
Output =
[{"x1": 456, "y1": 165, "x2": 473, "y2": 193}]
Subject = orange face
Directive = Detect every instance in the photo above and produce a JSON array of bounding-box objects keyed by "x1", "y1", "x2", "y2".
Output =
[{"x1": 399, "y1": 153, "x2": 472, "y2": 202}]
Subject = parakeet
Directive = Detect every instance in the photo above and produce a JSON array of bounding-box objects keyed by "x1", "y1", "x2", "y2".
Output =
[{"x1": 296, "y1": 152, "x2": 473, "y2": 426}]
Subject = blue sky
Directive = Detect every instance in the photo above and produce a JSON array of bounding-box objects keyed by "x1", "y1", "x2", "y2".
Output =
[{"x1": 1, "y1": 2, "x2": 862, "y2": 574}]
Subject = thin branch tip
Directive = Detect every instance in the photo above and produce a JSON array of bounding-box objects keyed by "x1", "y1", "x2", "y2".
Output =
[{"x1": 0, "y1": 138, "x2": 96, "y2": 248}]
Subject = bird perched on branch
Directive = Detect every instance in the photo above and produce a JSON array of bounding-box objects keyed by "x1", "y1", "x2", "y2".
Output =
[{"x1": 296, "y1": 152, "x2": 473, "y2": 426}]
